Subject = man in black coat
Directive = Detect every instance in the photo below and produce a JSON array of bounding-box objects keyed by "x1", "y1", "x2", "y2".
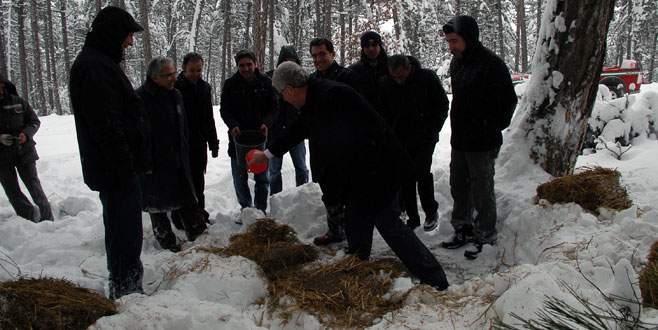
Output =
[
  {"x1": 0, "y1": 77, "x2": 53, "y2": 222},
  {"x1": 440, "y1": 15, "x2": 517, "y2": 259},
  {"x1": 380, "y1": 55, "x2": 449, "y2": 232},
  {"x1": 348, "y1": 31, "x2": 388, "y2": 109},
  {"x1": 265, "y1": 46, "x2": 309, "y2": 196},
  {"x1": 137, "y1": 57, "x2": 207, "y2": 252},
  {"x1": 248, "y1": 62, "x2": 449, "y2": 290},
  {"x1": 306, "y1": 37, "x2": 354, "y2": 246},
  {"x1": 219, "y1": 50, "x2": 276, "y2": 214},
  {"x1": 69, "y1": 6, "x2": 148, "y2": 299},
  {"x1": 174, "y1": 52, "x2": 219, "y2": 222}
]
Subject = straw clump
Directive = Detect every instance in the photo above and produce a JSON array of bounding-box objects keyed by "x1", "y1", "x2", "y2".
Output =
[
  {"x1": 536, "y1": 166, "x2": 632, "y2": 214},
  {"x1": 640, "y1": 241, "x2": 658, "y2": 307},
  {"x1": 0, "y1": 277, "x2": 117, "y2": 329},
  {"x1": 204, "y1": 218, "x2": 408, "y2": 328}
]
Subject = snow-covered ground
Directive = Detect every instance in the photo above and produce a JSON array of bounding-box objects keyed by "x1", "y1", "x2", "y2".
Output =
[{"x1": 1, "y1": 84, "x2": 658, "y2": 329}]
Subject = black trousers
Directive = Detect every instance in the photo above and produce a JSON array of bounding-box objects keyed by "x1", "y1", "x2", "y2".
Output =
[
  {"x1": 345, "y1": 194, "x2": 449, "y2": 289},
  {"x1": 0, "y1": 161, "x2": 53, "y2": 221},
  {"x1": 400, "y1": 142, "x2": 439, "y2": 222},
  {"x1": 190, "y1": 166, "x2": 209, "y2": 220},
  {"x1": 99, "y1": 177, "x2": 144, "y2": 300}
]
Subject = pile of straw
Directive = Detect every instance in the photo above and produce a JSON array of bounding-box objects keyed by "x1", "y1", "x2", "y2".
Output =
[{"x1": 640, "y1": 241, "x2": 658, "y2": 307}]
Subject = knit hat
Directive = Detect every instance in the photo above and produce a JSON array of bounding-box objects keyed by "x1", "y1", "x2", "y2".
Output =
[
  {"x1": 276, "y1": 46, "x2": 300, "y2": 66},
  {"x1": 360, "y1": 31, "x2": 383, "y2": 48}
]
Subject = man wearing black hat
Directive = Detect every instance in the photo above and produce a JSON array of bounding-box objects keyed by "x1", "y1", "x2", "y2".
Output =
[
  {"x1": 220, "y1": 50, "x2": 276, "y2": 215},
  {"x1": 69, "y1": 6, "x2": 149, "y2": 299},
  {"x1": 440, "y1": 15, "x2": 517, "y2": 259},
  {"x1": 348, "y1": 31, "x2": 388, "y2": 109},
  {"x1": 265, "y1": 46, "x2": 309, "y2": 195}
]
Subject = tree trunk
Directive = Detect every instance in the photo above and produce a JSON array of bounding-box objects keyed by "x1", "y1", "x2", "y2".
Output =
[
  {"x1": 17, "y1": 0, "x2": 29, "y2": 98},
  {"x1": 221, "y1": 0, "x2": 231, "y2": 86},
  {"x1": 522, "y1": 0, "x2": 615, "y2": 176},
  {"x1": 625, "y1": 0, "x2": 633, "y2": 60},
  {"x1": 323, "y1": 0, "x2": 332, "y2": 38},
  {"x1": 188, "y1": 0, "x2": 204, "y2": 52},
  {"x1": 60, "y1": 0, "x2": 71, "y2": 80},
  {"x1": 0, "y1": 1, "x2": 7, "y2": 77},
  {"x1": 252, "y1": 0, "x2": 266, "y2": 68},
  {"x1": 497, "y1": 0, "x2": 504, "y2": 60},
  {"x1": 244, "y1": 1, "x2": 251, "y2": 49},
  {"x1": 536, "y1": 0, "x2": 542, "y2": 37},
  {"x1": 314, "y1": 0, "x2": 321, "y2": 37},
  {"x1": 45, "y1": 0, "x2": 62, "y2": 114},
  {"x1": 165, "y1": 1, "x2": 177, "y2": 68},
  {"x1": 339, "y1": 0, "x2": 345, "y2": 65},
  {"x1": 30, "y1": 0, "x2": 48, "y2": 114},
  {"x1": 139, "y1": 0, "x2": 152, "y2": 72},
  {"x1": 648, "y1": 30, "x2": 656, "y2": 82},
  {"x1": 268, "y1": 0, "x2": 274, "y2": 70},
  {"x1": 516, "y1": 0, "x2": 528, "y2": 71},
  {"x1": 95, "y1": 0, "x2": 102, "y2": 13}
]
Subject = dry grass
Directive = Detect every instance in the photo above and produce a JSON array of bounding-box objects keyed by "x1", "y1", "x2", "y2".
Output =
[
  {"x1": 640, "y1": 241, "x2": 658, "y2": 307},
  {"x1": 536, "y1": 166, "x2": 632, "y2": 214},
  {"x1": 200, "y1": 218, "x2": 409, "y2": 328},
  {"x1": 0, "y1": 277, "x2": 116, "y2": 329}
]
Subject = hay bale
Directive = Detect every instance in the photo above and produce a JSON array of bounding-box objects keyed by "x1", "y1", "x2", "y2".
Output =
[
  {"x1": 640, "y1": 241, "x2": 658, "y2": 307},
  {"x1": 0, "y1": 277, "x2": 116, "y2": 329},
  {"x1": 271, "y1": 257, "x2": 407, "y2": 328},
  {"x1": 536, "y1": 166, "x2": 632, "y2": 214}
]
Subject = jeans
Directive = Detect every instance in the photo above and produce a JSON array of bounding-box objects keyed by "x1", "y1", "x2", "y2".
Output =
[
  {"x1": 268, "y1": 142, "x2": 309, "y2": 195},
  {"x1": 345, "y1": 193, "x2": 449, "y2": 289},
  {"x1": 0, "y1": 161, "x2": 53, "y2": 221},
  {"x1": 449, "y1": 148, "x2": 499, "y2": 243},
  {"x1": 98, "y1": 176, "x2": 144, "y2": 299},
  {"x1": 230, "y1": 156, "x2": 268, "y2": 212}
]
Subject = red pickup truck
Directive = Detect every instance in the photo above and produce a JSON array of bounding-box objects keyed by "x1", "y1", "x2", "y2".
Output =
[{"x1": 599, "y1": 59, "x2": 643, "y2": 98}]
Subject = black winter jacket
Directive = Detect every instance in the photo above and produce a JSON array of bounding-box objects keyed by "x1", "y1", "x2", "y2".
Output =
[
  {"x1": 0, "y1": 94, "x2": 40, "y2": 166},
  {"x1": 268, "y1": 78, "x2": 411, "y2": 212},
  {"x1": 348, "y1": 53, "x2": 388, "y2": 109},
  {"x1": 448, "y1": 16, "x2": 517, "y2": 152},
  {"x1": 379, "y1": 56, "x2": 449, "y2": 152},
  {"x1": 69, "y1": 37, "x2": 150, "y2": 191},
  {"x1": 264, "y1": 70, "x2": 300, "y2": 148},
  {"x1": 136, "y1": 80, "x2": 196, "y2": 211},
  {"x1": 175, "y1": 73, "x2": 219, "y2": 171},
  {"x1": 310, "y1": 61, "x2": 354, "y2": 85},
  {"x1": 219, "y1": 70, "x2": 277, "y2": 157}
]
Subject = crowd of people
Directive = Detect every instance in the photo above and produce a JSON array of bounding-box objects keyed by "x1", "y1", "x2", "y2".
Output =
[{"x1": 0, "y1": 6, "x2": 517, "y2": 299}]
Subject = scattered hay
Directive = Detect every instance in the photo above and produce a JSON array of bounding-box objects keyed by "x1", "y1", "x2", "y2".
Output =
[
  {"x1": 200, "y1": 218, "x2": 409, "y2": 328},
  {"x1": 0, "y1": 277, "x2": 116, "y2": 329},
  {"x1": 640, "y1": 241, "x2": 658, "y2": 307},
  {"x1": 536, "y1": 166, "x2": 632, "y2": 214}
]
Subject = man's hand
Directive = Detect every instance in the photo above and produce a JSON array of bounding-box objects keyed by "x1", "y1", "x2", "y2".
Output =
[
  {"x1": 260, "y1": 124, "x2": 268, "y2": 137},
  {"x1": 230, "y1": 127, "x2": 241, "y2": 137},
  {"x1": 246, "y1": 150, "x2": 268, "y2": 168},
  {"x1": 17, "y1": 132, "x2": 27, "y2": 145},
  {"x1": 211, "y1": 149, "x2": 219, "y2": 158}
]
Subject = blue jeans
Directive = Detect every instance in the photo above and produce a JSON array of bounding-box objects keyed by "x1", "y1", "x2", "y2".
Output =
[
  {"x1": 268, "y1": 142, "x2": 309, "y2": 195},
  {"x1": 230, "y1": 156, "x2": 268, "y2": 212}
]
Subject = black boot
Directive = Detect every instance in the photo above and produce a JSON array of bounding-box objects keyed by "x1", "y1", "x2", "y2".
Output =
[
  {"x1": 150, "y1": 213, "x2": 181, "y2": 252},
  {"x1": 406, "y1": 216, "x2": 420, "y2": 230},
  {"x1": 313, "y1": 204, "x2": 346, "y2": 246},
  {"x1": 464, "y1": 233, "x2": 497, "y2": 260},
  {"x1": 440, "y1": 225, "x2": 474, "y2": 249}
]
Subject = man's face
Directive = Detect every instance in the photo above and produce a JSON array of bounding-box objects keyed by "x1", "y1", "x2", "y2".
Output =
[
  {"x1": 362, "y1": 40, "x2": 381, "y2": 60},
  {"x1": 238, "y1": 58, "x2": 256, "y2": 80},
  {"x1": 445, "y1": 32, "x2": 466, "y2": 58},
  {"x1": 153, "y1": 64, "x2": 177, "y2": 90},
  {"x1": 122, "y1": 32, "x2": 135, "y2": 49},
  {"x1": 183, "y1": 59, "x2": 203, "y2": 82},
  {"x1": 389, "y1": 66, "x2": 411, "y2": 85},
  {"x1": 310, "y1": 44, "x2": 335, "y2": 72}
]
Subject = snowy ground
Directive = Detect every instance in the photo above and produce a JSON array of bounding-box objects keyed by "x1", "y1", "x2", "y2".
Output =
[{"x1": 1, "y1": 84, "x2": 658, "y2": 329}]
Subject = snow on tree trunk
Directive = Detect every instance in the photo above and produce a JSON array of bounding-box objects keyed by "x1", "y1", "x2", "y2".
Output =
[
  {"x1": 30, "y1": 0, "x2": 48, "y2": 115},
  {"x1": 139, "y1": 0, "x2": 153, "y2": 71},
  {"x1": 521, "y1": 0, "x2": 615, "y2": 177},
  {"x1": 0, "y1": 2, "x2": 6, "y2": 77},
  {"x1": 187, "y1": 0, "x2": 203, "y2": 52},
  {"x1": 60, "y1": 0, "x2": 71, "y2": 81},
  {"x1": 17, "y1": 0, "x2": 28, "y2": 98},
  {"x1": 45, "y1": 0, "x2": 62, "y2": 115}
]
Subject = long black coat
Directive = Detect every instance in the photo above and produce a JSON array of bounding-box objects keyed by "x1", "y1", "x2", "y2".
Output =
[
  {"x1": 136, "y1": 80, "x2": 196, "y2": 212},
  {"x1": 0, "y1": 94, "x2": 40, "y2": 166},
  {"x1": 448, "y1": 16, "x2": 517, "y2": 152},
  {"x1": 219, "y1": 70, "x2": 276, "y2": 157},
  {"x1": 379, "y1": 57, "x2": 449, "y2": 153},
  {"x1": 69, "y1": 35, "x2": 150, "y2": 191},
  {"x1": 268, "y1": 78, "x2": 410, "y2": 213},
  {"x1": 175, "y1": 74, "x2": 219, "y2": 172}
]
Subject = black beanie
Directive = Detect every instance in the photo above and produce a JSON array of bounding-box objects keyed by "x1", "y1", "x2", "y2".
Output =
[
  {"x1": 276, "y1": 46, "x2": 300, "y2": 66},
  {"x1": 360, "y1": 31, "x2": 382, "y2": 48}
]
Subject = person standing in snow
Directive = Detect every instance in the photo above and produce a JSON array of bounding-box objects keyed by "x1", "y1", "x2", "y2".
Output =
[
  {"x1": 248, "y1": 62, "x2": 449, "y2": 290},
  {"x1": 440, "y1": 15, "x2": 517, "y2": 259},
  {"x1": 348, "y1": 31, "x2": 389, "y2": 110},
  {"x1": 379, "y1": 54, "x2": 449, "y2": 232},
  {"x1": 69, "y1": 6, "x2": 148, "y2": 299},
  {"x1": 0, "y1": 76, "x2": 54, "y2": 222},
  {"x1": 174, "y1": 52, "x2": 220, "y2": 223},
  {"x1": 137, "y1": 57, "x2": 207, "y2": 252},
  {"x1": 264, "y1": 46, "x2": 309, "y2": 196},
  {"x1": 219, "y1": 50, "x2": 277, "y2": 214},
  {"x1": 307, "y1": 37, "x2": 354, "y2": 247}
]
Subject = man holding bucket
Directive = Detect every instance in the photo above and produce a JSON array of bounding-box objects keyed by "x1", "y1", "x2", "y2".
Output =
[{"x1": 220, "y1": 49, "x2": 276, "y2": 215}]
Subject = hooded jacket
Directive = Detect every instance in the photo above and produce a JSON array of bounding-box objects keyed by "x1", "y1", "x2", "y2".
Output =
[
  {"x1": 443, "y1": 15, "x2": 517, "y2": 152},
  {"x1": 69, "y1": 6, "x2": 150, "y2": 191},
  {"x1": 0, "y1": 93, "x2": 40, "y2": 166}
]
